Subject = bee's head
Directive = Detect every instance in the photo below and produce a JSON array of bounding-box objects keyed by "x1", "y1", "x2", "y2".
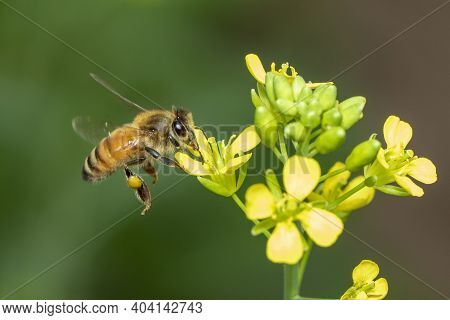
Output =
[{"x1": 171, "y1": 107, "x2": 198, "y2": 151}]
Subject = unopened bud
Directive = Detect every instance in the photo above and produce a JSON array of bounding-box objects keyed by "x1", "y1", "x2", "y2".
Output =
[
  {"x1": 276, "y1": 99, "x2": 297, "y2": 116},
  {"x1": 339, "y1": 96, "x2": 366, "y2": 129},
  {"x1": 292, "y1": 76, "x2": 306, "y2": 101},
  {"x1": 345, "y1": 139, "x2": 381, "y2": 172},
  {"x1": 301, "y1": 108, "x2": 321, "y2": 128},
  {"x1": 322, "y1": 107, "x2": 342, "y2": 128},
  {"x1": 318, "y1": 85, "x2": 337, "y2": 111},
  {"x1": 273, "y1": 75, "x2": 294, "y2": 101},
  {"x1": 284, "y1": 122, "x2": 305, "y2": 142},
  {"x1": 254, "y1": 106, "x2": 278, "y2": 147},
  {"x1": 315, "y1": 127, "x2": 346, "y2": 154}
]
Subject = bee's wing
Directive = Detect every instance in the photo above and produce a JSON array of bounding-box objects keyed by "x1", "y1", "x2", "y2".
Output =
[{"x1": 72, "y1": 116, "x2": 115, "y2": 145}]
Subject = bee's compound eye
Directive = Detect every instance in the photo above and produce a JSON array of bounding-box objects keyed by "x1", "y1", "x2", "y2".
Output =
[
  {"x1": 128, "y1": 176, "x2": 142, "y2": 189},
  {"x1": 173, "y1": 121, "x2": 186, "y2": 136}
]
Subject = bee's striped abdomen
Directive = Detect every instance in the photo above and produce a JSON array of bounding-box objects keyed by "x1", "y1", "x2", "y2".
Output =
[
  {"x1": 82, "y1": 138, "x2": 114, "y2": 181},
  {"x1": 81, "y1": 127, "x2": 142, "y2": 182}
]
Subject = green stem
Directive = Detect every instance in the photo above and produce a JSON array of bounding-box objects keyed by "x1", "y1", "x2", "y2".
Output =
[
  {"x1": 231, "y1": 193, "x2": 270, "y2": 238},
  {"x1": 278, "y1": 127, "x2": 288, "y2": 162},
  {"x1": 300, "y1": 128, "x2": 312, "y2": 156},
  {"x1": 307, "y1": 149, "x2": 318, "y2": 157},
  {"x1": 283, "y1": 264, "x2": 300, "y2": 300},
  {"x1": 309, "y1": 128, "x2": 323, "y2": 140},
  {"x1": 319, "y1": 167, "x2": 347, "y2": 183},
  {"x1": 327, "y1": 179, "x2": 366, "y2": 210},
  {"x1": 298, "y1": 238, "x2": 313, "y2": 293},
  {"x1": 272, "y1": 147, "x2": 284, "y2": 163}
]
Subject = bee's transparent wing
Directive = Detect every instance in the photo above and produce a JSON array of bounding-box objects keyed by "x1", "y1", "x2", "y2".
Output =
[{"x1": 72, "y1": 116, "x2": 114, "y2": 145}]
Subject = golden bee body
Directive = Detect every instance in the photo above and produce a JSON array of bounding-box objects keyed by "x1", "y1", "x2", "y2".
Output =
[
  {"x1": 75, "y1": 74, "x2": 198, "y2": 214},
  {"x1": 82, "y1": 110, "x2": 174, "y2": 182}
]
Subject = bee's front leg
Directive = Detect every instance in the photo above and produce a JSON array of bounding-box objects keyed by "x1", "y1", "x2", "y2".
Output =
[
  {"x1": 145, "y1": 147, "x2": 180, "y2": 169},
  {"x1": 124, "y1": 168, "x2": 151, "y2": 215}
]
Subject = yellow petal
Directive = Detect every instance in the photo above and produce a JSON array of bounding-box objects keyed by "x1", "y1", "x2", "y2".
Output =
[
  {"x1": 283, "y1": 156, "x2": 321, "y2": 202},
  {"x1": 376, "y1": 148, "x2": 389, "y2": 168},
  {"x1": 383, "y1": 115, "x2": 413, "y2": 149},
  {"x1": 323, "y1": 162, "x2": 351, "y2": 199},
  {"x1": 225, "y1": 153, "x2": 252, "y2": 173},
  {"x1": 355, "y1": 291, "x2": 369, "y2": 300},
  {"x1": 175, "y1": 152, "x2": 211, "y2": 176},
  {"x1": 336, "y1": 176, "x2": 375, "y2": 211},
  {"x1": 352, "y1": 260, "x2": 379, "y2": 284},
  {"x1": 340, "y1": 288, "x2": 368, "y2": 300},
  {"x1": 394, "y1": 175, "x2": 424, "y2": 197},
  {"x1": 229, "y1": 125, "x2": 261, "y2": 158},
  {"x1": 245, "y1": 53, "x2": 266, "y2": 84},
  {"x1": 298, "y1": 208, "x2": 343, "y2": 247},
  {"x1": 266, "y1": 221, "x2": 304, "y2": 264},
  {"x1": 194, "y1": 128, "x2": 214, "y2": 166},
  {"x1": 367, "y1": 278, "x2": 388, "y2": 300},
  {"x1": 245, "y1": 184, "x2": 275, "y2": 219},
  {"x1": 408, "y1": 157, "x2": 437, "y2": 184}
]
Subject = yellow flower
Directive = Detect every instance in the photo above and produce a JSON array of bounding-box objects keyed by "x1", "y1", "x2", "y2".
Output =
[
  {"x1": 175, "y1": 126, "x2": 260, "y2": 197},
  {"x1": 245, "y1": 156, "x2": 344, "y2": 264},
  {"x1": 341, "y1": 260, "x2": 388, "y2": 300},
  {"x1": 366, "y1": 115, "x2": 437, "y2": 197}
]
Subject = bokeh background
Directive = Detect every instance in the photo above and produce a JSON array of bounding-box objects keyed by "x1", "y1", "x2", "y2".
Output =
[{"x1": 0, "y1": 0, "x2": 449, "y2": 299}]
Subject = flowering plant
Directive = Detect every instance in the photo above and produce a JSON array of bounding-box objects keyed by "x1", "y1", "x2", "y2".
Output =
[{"x1": 176, "y1": 54, "x2": 437, "y2": 299}]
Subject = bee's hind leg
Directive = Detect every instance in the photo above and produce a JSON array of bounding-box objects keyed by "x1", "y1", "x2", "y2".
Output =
[{"x1": 124, "y1": 168, "x2": 151, "y2": 215}]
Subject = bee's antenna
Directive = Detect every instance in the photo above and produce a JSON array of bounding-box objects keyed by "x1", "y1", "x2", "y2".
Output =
[{"x1": 90, "y1": 73, "x2": 148, "y2": 113}]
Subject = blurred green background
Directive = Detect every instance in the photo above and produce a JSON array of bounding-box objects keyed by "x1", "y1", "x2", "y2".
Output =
[{"x1": 0, "y1": 0, "x2": 449, "y2": 299}]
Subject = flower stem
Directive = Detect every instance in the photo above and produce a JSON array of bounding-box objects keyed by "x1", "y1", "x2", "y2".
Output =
[
  {"x1": 272, "y1": 147, "x2": 284, "y2": 163},
  {"x1": 283, "y1": 264, "x2": 300, "y2": 300},
  {"x1": 319, "y1": 167, "x2": 347, "y2": 183},
  {"x1": 278, "y1": 127, "x2": 289, "y2": 162},
  {"x1": 298, "y1": 238, "x2": 313, "y2": 293},
  {"x1": 231, "y1": 193, "x2": 269, "y2": 238},
  {"x1": 300, "y1": 128, "x2": 312, "y2": 156}
]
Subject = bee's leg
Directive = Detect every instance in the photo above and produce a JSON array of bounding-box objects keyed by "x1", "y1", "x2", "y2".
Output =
[
  {"x1": 126, "y1": 157, "x2": 146, "y2": 166},
  {"x1": 145, "y1": 147, "x2": 180, "y2": 169},
  {"x1": 142, "y1": 160, "x2": 158, "y2": 184},
  {"x1": 124, "y1": 168, "x2": 151, "y2": 215}
]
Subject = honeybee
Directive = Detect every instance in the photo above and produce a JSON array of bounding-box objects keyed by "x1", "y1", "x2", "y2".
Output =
[{"x1": 73, "y1": 74, "x2": 199, "y2": 214}]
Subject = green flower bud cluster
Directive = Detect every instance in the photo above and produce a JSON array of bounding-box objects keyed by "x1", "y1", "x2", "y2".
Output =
[{"x1": 249, "y1": 60, "x2": 366, "y2": 156}]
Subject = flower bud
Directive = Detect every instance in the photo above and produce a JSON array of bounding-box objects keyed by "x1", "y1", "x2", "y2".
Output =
[
  {"x1": 298, "y1": 86, "x2": 312, "y2": 101},
  {"x1": 265, "y1": 72, "x2": 277, "y2": 105},
  {"x1": 276, "y1": 99, "x2": 297, "y2": 116},
  {"x1": 251, "y1": 89, "x2": 264, "y2": 108},
  {"x1": 322, "y1": 107, "x2": 342, "y2": 128},
  {"x1": 318, "y1": 85, "x2": 337, "y2": 111},
  {"x1": 254, "y1": 106, "x2": 278, "y2": 147},
  {"x1": 257, "y1": 83, "x2": 271, "y2": 108},
  {"x1": 273, "y1": 75, "x2": 294, "y2": 101},
  {"x1": 292, "y1": 76, "x2": 306, "y2": 101},
  {"x1": 301, "y1": 108, "x2": 321, "y2": 128},
  {"x1": 295, "y1": 101, "x2": 308, "y2": 116},
  {"x1": 312, "y1": 84, "x2": 328, "y2": 98},
  {"x1": 345, "y1": 139, "x2": 381, "y2": 172},
  {"x1": 307, "y1": 97, "x2": 323, "y2": 114},
  {"x1": 315, "y1": 127, "x2": 346, "y2": 154},
  {"x1": 339, "y1": 96, "x2": 366, "y2": 129},
  {"x1": 284, "y1": 122, "x2": 305, "y2": 142}
]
